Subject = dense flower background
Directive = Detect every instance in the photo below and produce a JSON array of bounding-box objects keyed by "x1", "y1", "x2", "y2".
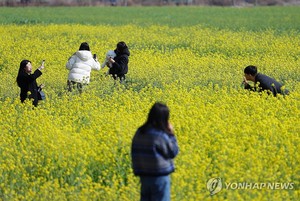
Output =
[{"x1": 0, "y1": 22, "x2": 299, "y2": 200}]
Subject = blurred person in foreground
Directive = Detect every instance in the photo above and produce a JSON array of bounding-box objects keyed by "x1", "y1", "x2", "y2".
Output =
[
  {"x1": 107, "y1": 41, "x2": 130, "y2": 82},
  {"x1": 131, "y1": 102, "x2": 179, "y2": 201},
  {"x1": 66, "y1": 42, "x2": 100, "y2": 93},
  {"x1": 16, "y1": 59, "x2": 45, "y2": 107},
  {"x1": 242, "y1": 65, "x2": 289, "y2": 96}
]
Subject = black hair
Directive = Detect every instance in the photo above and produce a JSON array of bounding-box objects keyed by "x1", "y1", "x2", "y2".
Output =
[
  {"x1": 79, "y1": 42, "x2": 90, "y2": 51},
  {"x1": 115, "y1": 41, "x2": 128, "y2": 53},
  {"x1": 16, "y1": 59, "x2": 31, "y2": 87},
  {"x1": 116, "y1": 41, "x2": 127, "y2": 51},
  {"x1": 244, "y1": 65, "x2": 258, "y2": 76},
  {"x1": 139, "y1": 102, "x2": 171, "y2": 134}
]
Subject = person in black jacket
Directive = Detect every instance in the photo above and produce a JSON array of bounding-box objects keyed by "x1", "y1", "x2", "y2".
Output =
[
  {"x1": 108, "y1": 41, "x2": 130, "y2": 82},
  {"x1": 242, "y1": 65, "x2": 289, "y2": 96},
  {"x1": 16, "y1": 59, "x2": 45, "y2": 106}
]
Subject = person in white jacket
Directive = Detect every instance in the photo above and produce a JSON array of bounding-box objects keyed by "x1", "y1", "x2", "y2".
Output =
[{"x1": 66, "y1": 42, "x2": 100, "y2": 92}]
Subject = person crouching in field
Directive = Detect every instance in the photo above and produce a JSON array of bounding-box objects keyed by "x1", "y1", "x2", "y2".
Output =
[
  {"x1": 16, "y1": 59, "x2": 45, "y2": 107},
  {"x1": 242, "y1": 65, "x2": 289, "y2": 96},
  {"x1": 66, "y1": 42, "x2": 100, "y2": 93},
  {"x1": 131, "y1": 102, "x2": 179, "y2": 201}
]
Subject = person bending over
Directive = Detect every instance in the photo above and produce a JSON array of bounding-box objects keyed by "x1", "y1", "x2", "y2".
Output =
[{"x1": 242, "y1": 65, "x2": 289, "y2": 96}]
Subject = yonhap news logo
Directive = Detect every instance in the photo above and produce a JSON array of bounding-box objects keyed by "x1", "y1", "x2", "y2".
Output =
[
  {"x1": 207, "y1": 177, "x2": 295, "y2": 196},
  {"x1": 207, "y1": 178, "x2": 222, "y2": 195}
]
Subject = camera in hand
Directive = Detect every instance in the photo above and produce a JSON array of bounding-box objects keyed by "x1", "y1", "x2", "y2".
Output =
[{"x1": 93, "y1": 54, "x2": 97, "y2": 59}]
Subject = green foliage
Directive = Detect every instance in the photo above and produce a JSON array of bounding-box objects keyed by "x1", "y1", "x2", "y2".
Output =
[{"x1": 0, "y1": 6, "x2": 299, "y2": 32}]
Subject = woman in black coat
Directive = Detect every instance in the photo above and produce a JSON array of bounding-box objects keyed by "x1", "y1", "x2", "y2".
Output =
[
  {"x1": 108, "y1": 41, "x2": 130, "y2": 82},
  {"x1": 16, "y1": 59, "x2": 44, "y2": 106}
]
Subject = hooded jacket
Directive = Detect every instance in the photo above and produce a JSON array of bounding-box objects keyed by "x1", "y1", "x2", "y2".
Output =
[
  {"x1": 66, "y1": 50, "x2": 100, "y2": 84},
  {"x1": 109, "y1": 47, "x2": 130, "y2": 76}
]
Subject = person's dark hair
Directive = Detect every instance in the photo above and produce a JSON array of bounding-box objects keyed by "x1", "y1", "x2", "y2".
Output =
[
  {"x1": 16, "y1": 59, "x2": 31, "y2": 87},
  {"x1": 244, "y1": 65, "x2": 258, "y2": 76},
  {"x1": 139, "y1": 102, "x2": 171, "y2": 134},
  {"x1": 116, "y1": 41, "x2": 127, "y2": 52},
  {"x1": 79, "y1": 42, "x2": 90, "y2": 51}
]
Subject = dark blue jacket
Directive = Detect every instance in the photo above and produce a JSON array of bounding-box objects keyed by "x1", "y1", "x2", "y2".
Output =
[
  {"x1": 131, "y1": 127, "x2": 179, "y2": 176},
  {"x1": 244, "y1": 73, "x2": 289, "y2": 96}
]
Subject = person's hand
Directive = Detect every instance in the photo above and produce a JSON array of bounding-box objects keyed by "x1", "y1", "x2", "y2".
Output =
[
  {"x1": 38, "y1": 65, "x2": 44, "y2": 71},
  {"x1": 242, "y1": 77, "x2": 248, "y2": 85},
  {"x1": 108, "y1": 57, "x2": 115, "y2": 64},
  {"x1": 168, "y1": 122, "x2": 174, "y2": 135},
  {"x1": 39, "y1": 84, "x2": 45, "y2": 89}
]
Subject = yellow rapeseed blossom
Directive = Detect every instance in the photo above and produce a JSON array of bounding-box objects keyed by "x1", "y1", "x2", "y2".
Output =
[{"x1": 0, "y1": 24, "x2": 299, "y2": 200}]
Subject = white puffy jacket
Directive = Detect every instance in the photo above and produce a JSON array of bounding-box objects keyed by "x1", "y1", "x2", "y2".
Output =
[{"x1": 66, "y1": 50, "x2": 100, "y2": 84}]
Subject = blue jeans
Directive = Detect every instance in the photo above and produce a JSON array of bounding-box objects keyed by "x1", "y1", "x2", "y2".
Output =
[{"x1": 140, "y1": 175, "x2": 170, "y2": 201}]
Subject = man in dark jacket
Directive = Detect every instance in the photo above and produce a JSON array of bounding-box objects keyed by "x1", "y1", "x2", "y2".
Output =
[
  {"x1": 108, "y1": 41, "x2": 130, "y2": 82},
  {"x1": 242, "y1": 65, "x2": 289, "y2": 96},
  {"x1": 16, "y1": 60, "x2": 44, "y2": 106}
]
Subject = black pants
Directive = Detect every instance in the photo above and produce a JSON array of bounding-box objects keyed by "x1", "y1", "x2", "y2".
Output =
[
  {"x1": 112, "y1": 74, "x2": 126, "y2": 82},
  {"x1": 67, "y1": 80, "x2": 83, "y2": 93}
]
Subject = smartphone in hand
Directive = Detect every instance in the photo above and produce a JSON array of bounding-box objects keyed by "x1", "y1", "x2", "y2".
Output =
[{"x1": 93, "y1": 54, "x2": 97, "y2": 59}]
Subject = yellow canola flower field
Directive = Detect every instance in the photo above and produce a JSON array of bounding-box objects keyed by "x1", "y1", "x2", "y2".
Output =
[{"x1": 0, "y1": 24, "x2": 299, "y2": 200}]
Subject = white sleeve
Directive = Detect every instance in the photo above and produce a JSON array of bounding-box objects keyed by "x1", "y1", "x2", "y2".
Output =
[{"x1": 66, "y1": 54, "x2": 76, "y2": 70}]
